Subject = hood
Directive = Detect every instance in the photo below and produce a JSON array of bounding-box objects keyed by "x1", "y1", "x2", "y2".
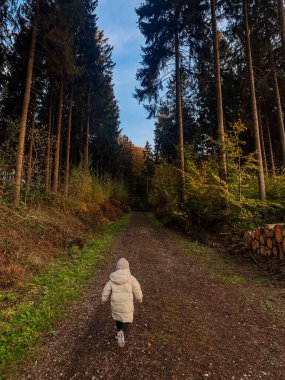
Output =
[{"x1": 109, "y1": 269, "x2": 131, "y2": 285}]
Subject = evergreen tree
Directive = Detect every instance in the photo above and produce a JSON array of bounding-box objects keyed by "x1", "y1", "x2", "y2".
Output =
[{"x1": 143, "y1": 141, "x2": 155, "y2": 204}]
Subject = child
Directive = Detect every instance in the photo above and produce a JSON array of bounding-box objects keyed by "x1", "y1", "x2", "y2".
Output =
[{"x1": 101, "y1": 258, "x2": 143, "y2": 347}]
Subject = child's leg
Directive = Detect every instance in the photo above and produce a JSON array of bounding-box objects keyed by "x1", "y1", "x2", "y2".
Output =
[
  {"x1": 115, "y1": 321, "x2": 122, "y2": 331},
  {"x1": 121, "y1": 322, "x2": 129, "y2": 333},
  {"x1": 115, "y1": 321, "x2": 126, "y2": 347},
  {"x1": 115, "y1": 321, "x2": 129, "y2": 332}
]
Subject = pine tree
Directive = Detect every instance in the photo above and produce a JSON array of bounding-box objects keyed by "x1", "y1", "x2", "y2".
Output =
[
  {"x1": 143, "y1": 141, "x2": 155, "y2": 204},
  {"x1": 210, "y1": 0, "x2": 227, "y2": 183},
  {"x1": 136, "y1": 0, "x2": 188, "y2": 206},
  {"x1": 277, "y1": 0, "x2": 285, "y2": 60},
  {"x1": 243, "y1": 0, "x2": 266, "y2": 202},
  {"x1": 14, "y1": 0, "x2": 39, "y2": 206}
]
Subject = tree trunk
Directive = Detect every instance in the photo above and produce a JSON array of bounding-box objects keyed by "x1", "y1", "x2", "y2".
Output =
[
  {"x1": 269, "y1": 45, "x2": 285, "y2": 168},
  {"x1": 243, "y1": 0, "x2": 266, "y2": 202},
  {"x1": 25, "y1": 108, "x2": 36, "y2": 203},
  {"x1": 210, "y1": 0, "x2": 227, "y2": 182},
  {"x1": 265, "y1": 113, "x2": 276, "y2": 177},
  {"x1": 80, "y1": 109, "x2": 84, "y2": 159},
  {"x1": 49, "y1": 96, "x2": 55, "y2": 189},
  {"x1": 13, "y1": 3, "x2": 38, "y2": 206},
  {"x1": 278, "y1": 0, "x2": 285, "y2": 61},
  {"x1": 53, "y1": 80, "x2": 63, "y2": 194},
  {"x1": 175, "y1": 28, "x2": 185, "y2": 207},
  {"x1": 85, "y1": 89, "x2": 91, "y2": 168},
  {"x1": 258, "y1": 108, "x2": 268, "y2": 178},
  {"x1": 45, "y1": 91, "x2": 53, "y2": 192},
  {"x1": 64, "y1": 87, "x2": 73, "y2": 196}
]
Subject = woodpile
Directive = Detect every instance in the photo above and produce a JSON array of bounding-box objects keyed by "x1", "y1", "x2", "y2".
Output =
[{"x1": 243, "y1": 224, "x2": 285, "y2": 260}]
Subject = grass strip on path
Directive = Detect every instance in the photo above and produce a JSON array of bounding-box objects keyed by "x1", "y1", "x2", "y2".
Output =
[
  {"x1": 147, "y1": 212, "x2": 285, "y2": 322},
  {"x1": 147, "y1": 211, "x2": 271, "y2": 287},
  {"x1": 0, "y1": 213, "x2": 130, "y2": 379},
  {"x1": 146, "y1": 212, "x2": 162, "y2": 227}
]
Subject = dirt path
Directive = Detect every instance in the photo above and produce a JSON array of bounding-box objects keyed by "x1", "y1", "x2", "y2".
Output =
[{"x1": 20, "y1": 213, "x2": 285, "y2": 380}]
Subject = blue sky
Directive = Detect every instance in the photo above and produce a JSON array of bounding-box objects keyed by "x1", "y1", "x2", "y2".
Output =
[{"x1": 96, "y1": 0, "x2": 154, "y2": 148}]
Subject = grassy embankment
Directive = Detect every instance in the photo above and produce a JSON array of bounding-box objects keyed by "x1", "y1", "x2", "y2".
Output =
[{"x1": 0, "y1": 213, "x2": 130, "y2": 379}]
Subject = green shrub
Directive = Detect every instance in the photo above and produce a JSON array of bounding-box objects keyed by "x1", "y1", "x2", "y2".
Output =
[{"x1": 149, "y1": 122, "x2": 285, "y2": 232}]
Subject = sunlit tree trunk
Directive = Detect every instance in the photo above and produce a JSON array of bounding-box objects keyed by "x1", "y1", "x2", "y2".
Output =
[
  {"x1": 14, "y1": 2, "x2": 39, "y2": 206},
  {"x1": 175, "y1": 28, "x2": 185, "y2": 207},
  {"x1": 258, "y1": 108, "x2": 268, "y2": 178},
  {"x1": 210, "y1": 0, "x2": 227, "y2": 182},
  {"x1": 53, "y1": 80, "x2": 63, "y2": 194},
  {"x1": 265, "y1": 113, "x2": 276, "y2": 177},
  {"x1": 243, "y1": 0, "x2": 266, "y2": 202},
  {"x1": 64, "y1": 87, "x2": 73, "y2": 196}
]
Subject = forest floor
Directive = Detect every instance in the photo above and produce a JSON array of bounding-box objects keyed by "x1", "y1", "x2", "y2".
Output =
[{"x1": 17, "y1": 212, "x2": 285, "y2": 380}]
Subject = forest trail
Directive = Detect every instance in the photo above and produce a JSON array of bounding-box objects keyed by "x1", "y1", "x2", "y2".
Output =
[{"x1": 19, "y1": 213, "x2": 285, "y2": 380}]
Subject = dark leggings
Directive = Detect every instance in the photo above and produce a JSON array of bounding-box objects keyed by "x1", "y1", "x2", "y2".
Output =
[{"x1": 115, "y1": 321, "x2": 129, "y2": 332}]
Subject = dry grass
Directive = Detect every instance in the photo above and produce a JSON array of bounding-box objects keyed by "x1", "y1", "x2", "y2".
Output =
[{"x1": 0, "y1": 198, "x2": 123, "y2": 288}]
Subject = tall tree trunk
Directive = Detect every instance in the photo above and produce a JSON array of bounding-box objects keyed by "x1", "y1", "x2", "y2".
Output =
[
  {"x1": 80, "y1": 109, "x2": 84, "y2": 160},
  {"x1": 53, "y1": 80, "x2": 63, "y2": 194},
  {"x1": 265, "y1": 113, "x2": 276, "y2": 177},
  {"x1": 175, "y1": 28, "x2": 185, "y2": 207},
  {"x1": 25, "y1": 107, "x2": 36, "y2": 203},
  {"x1": 243, "y1": 0, "x2": 266, "y2": 202},
  {"x1": 85, "y1": 89, "x2": 91, "y2": 168},
  {"x1": 45, "y1": 91, "x2": 53, "y2": 192},
  {"x1": 278, "y1": 0, "x2": 285, "y2": 61},
  {"x1": 210, "y1": 0, "x2": 227, "y2": 182},
  {"x1": 13, "y1": 3, "x2": 38, "y2": 206},
  {"x1": 258, "y1": 108, "x2": 268, "y2": 178},
  {"x1": 64, "y1": 87, "x2": 73, "y2": 196},
  {"x1": 269, "y1": 45, "x2": 285, "y2": 167}
]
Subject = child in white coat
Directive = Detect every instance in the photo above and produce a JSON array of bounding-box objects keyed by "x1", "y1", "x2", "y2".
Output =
[{"x1": 101, "y1": 258, "x2": 143, "y2": 347}]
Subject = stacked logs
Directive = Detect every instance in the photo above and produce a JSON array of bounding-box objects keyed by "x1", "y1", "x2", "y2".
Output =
[{"x1": 243, "y1": 224, "x2": 285, "y2": 260}]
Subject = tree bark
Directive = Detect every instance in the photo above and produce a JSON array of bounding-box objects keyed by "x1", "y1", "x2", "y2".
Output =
[
  {"x1": 265, "y1": 114, "x2": 276, "y2": 177},
  {"x1": 64, "y1": 87, "x2": 73, "y2": 196},
  {"x1": 45, "y1": 91, "x2": 53, "y2": 192},
  {"x1": 80, "y1": 109, "x2": 84, "y2": 159},
  {"x1": 258, "y1": 109, "x2": 268, "y2": 178},
  {"x1": 269, "y1": 45, "x2": 285, "y2": 167},
  {"x1": 243, "y1": 0, "x2": 266, "y2": 202},
  {"x1": 278, "y1": 0, "x2": 285, "y2": 61},
  {"x1": 13, "y1": 3, "x2": 39, "y2": 206},
  {"x1": 210, "y1": 0, "x2": 227, "y2": 182},
  {"x1": 175, "y1": 28, "x2": 185, "y2": 207},
  {"x1": 25, "y1": 107, "x2": 36, "y2": 203},
  {"x1": 53, "y1": 80, "x2": 63, "y2": 194},
  {"x1": 85, "y1": 89, "x2": 91, "y2": 168}
]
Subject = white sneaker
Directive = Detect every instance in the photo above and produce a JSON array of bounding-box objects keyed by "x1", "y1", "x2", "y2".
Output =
[{"x1": 117, "y1": 330, "x2": 125, "y2": 347}]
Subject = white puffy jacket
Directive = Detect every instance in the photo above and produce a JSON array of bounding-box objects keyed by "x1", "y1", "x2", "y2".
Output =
[{"x1": 101, "y1": 269, "x2": 143, "y2": 323}]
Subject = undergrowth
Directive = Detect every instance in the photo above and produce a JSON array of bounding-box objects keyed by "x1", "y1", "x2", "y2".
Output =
[{"x1": 0, "y1": 213, "x2": 130, "y2": 379}]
